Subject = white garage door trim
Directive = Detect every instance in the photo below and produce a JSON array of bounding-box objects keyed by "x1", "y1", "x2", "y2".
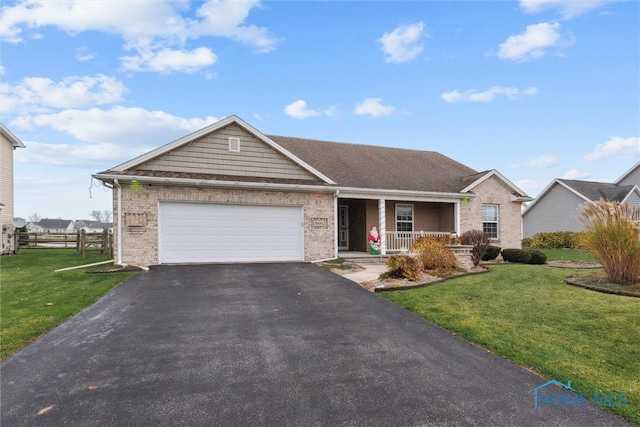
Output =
[{"x1": 159, "y1": 201, "x2": 304, "y2": 263}]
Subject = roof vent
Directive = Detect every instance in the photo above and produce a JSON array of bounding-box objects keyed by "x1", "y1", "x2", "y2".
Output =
[{"x1": 229, "y1": 137, "x2": 240, "y2": 152}]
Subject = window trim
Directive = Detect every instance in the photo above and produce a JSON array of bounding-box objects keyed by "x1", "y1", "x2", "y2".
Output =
[
  {"x1": 395, "y1": 203, "x2": 414, "y2": 232},
  {"x1": 482, "y1": 204, "x2": 499, "y2": 240}
]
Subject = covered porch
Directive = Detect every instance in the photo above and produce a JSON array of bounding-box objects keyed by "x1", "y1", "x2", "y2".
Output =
[{"x1": 337, "y1": 196, "x2": 462, "y2": 255}]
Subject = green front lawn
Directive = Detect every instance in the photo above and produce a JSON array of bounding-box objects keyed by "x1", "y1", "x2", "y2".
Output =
[
  {"x1": 528, "y1": 247, "x2": 598, "y2": 262},
  {"x1": 0, "y1": 249, "x2": 137, "y2": 359},
  {"x1": 381, "y1": 264, "x2": 640, "y2": 425}
]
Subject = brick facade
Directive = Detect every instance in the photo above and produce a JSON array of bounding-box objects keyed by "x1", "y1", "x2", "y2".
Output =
[
  {"x1": 459, "y1": 176, "x2": 523, "y2": 250},
  {"x1": 114, "y1": 183, "x2": 335, "y2": 267}
]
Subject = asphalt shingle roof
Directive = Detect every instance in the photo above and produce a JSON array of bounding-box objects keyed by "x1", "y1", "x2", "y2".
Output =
[
  {"x1": 558, "y1": 179, "x2": 634, "y2": 202},
  {"x1": 269, "y1": 135, "x2": 479, "y2": 193}
]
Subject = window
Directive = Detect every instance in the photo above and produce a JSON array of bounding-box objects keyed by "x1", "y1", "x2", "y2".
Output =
[
  {"x1": 482, "y1": 204, "x2": 498, "y2": 239},
  {"x1": 229, "y1": 137, "x2": 240, "y2": 152},
  {"x1": 396, "y1": 204, "x2": 414, "y2": 232}
]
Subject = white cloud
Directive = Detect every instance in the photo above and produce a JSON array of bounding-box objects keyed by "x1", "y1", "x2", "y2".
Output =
[
  {"x1": 378, "y1": 22, "x2": 426, "y2": 63},
  {"x1": 284, "y1": 100, "x2": 321, "y2": 119},
  {"x1": 441, "y1": 86, "x2": 538, "y2": 103},
  {"x1": 14, "y1": 140, "x2": 141, "y2": 166},
  {"x1": 0, "y1": 74, "x2": 126, "y2": 114},
  {"x1": 354, "y1": 98, "x2": 396, "y2": 117},
  {"x1": 584, "y1": 136, "x2": 640, "y2": 161},
  {"x1": 0, "y1": 0, "x2": 277, "y2": 72},
  {"x1": 516, "y1": 179, "x2": 550, "y2": 197},
  {"x1": 519, "y1": 0, "x2": 619, "y2": 19},
  {"x1": 12, "y1": 107, "x2": 218, "y2": 146},
  {"x1": 524, "y1": 154, "x2": 558, "y2": 169},
  {"x1": 562, "y1": 168, "x2": 589, "y2": 179},
  {"x1": 497, "y1": 22, "x2": 574, "y2": 62},
  {"x1": 121, "y1": 46, "x2": 218, "y2": 73},
  {"x1": 75, "y1": 46, "x2": 96, "y2": 62}
]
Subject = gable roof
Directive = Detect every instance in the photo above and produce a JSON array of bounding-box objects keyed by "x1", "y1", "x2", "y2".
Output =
[
  {"x1": 615, "y1": 161, "x2": 640, "y2": 184},
  {"x1": 0, "y1": 123, "x2": 26, "y2": 148},
  {"x1": 96, "y1": 115, "x2": 528, "y2": 199},
  {"x1": 523, "y1": 175, "x2": 640, "y2": 216},
  {"x1": 35, "y1": 219, "x2": 74, "y2": 229},
  {"x1": 107, "y1": 115, "x2": 335, "y2": 185}
]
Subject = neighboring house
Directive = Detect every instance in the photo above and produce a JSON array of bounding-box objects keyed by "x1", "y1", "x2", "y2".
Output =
[
  {"x1": 522, "y1": 162, "x2": 640, "y2": 237},
  {"x1": 75, "y1": 220, "x2": 114, "y2": 232},
  {"x1": 94, "y1": 115, "x2": 531, "y2": 267},
  {"x1": 0, "y1": 123, "x2": 26, "y2": 254},
  {"x1": 31, "y1": 218, "x2": 76, "y2": 233}
]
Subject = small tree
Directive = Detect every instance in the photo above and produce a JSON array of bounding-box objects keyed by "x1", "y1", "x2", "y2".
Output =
[
  {"x1": 578, "y1": 201, "x2": 640, "y2": 285},
  {"x1": 460, "y1": 229, "x2": 490, "y2": 267},
  {"x1": 102, "y1": 210, "x2": 113, "y2": 222},
  {"x1": 28, "y1": 213, "x2": 41, "y2": 223},
  {"x1": 90, "y1": 210, "x2": 104, "y2": 222}
]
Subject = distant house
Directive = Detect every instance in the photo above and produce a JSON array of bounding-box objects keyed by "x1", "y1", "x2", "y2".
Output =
[
  {"x1": 75, "y1": 220, "x2": 114, "y2": 232},
  {"x1": 1, "y1": 123, "x2": 26, "y2": 254},
  {"x1": 522, "y1": 162, "x2": 640, "y2": 237},
  {"x1": 30, "y1": 219, "x2": 76, "y2": 233},
  {"x1": 94, "y1": 115, "x2": 531, "y2": 267}
]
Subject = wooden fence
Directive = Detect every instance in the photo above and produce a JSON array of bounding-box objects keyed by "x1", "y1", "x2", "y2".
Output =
[{"x1": 18, "y1": 230, "x2": 113, "y2": 257}]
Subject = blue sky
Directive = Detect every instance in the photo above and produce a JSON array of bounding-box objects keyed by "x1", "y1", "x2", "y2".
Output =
[{"x1": 1, "y1": 0, "x2": 638, "y2": 220}]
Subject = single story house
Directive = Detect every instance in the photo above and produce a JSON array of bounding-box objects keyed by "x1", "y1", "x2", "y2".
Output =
[
  {"x1": 1, "y1": 123, "x2": 26, "y2": 254},
  {"x1": 75, "y1": 220, "x2": 114, "y2": 232},
  {"x1": 94, "y1": 115, "x2": 531, "y2": 267},
  {"x1": 29, "y1": 218, "x2": 76, "y2": 233},
  {"x1": 522, "y1": 162, "x2": 640, "y2": 237}
]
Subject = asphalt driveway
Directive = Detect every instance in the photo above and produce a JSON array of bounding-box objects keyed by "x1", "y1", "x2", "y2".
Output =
[{"x1": 1, "y1": 263, "x2": 631, "y2": 426}]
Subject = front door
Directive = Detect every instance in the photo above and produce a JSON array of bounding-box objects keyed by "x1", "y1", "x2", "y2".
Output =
[{"x1": 338, "y1": 205, "x2": 349, "y2": 250}]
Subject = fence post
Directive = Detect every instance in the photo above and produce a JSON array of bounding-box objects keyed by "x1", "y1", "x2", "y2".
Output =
[
  {"x1": 76, "y1": 231, "x2": 81, "y2": 255},
  {"x1": 101, "y1": 229, "x2": 108, "y2": 255},
  {"x1": 80, "y1": 229, "x2": 86, "y2": 258}
]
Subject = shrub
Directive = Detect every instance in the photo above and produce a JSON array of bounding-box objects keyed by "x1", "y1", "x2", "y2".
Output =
[
  {"x1": 482, "y1": 245, "x2": 501, "y2": 261},
  {"x1": 528, "y1": 250, "x2": 547, "y2": 265},
  {"x1": 501, "y1": 249, "x2": 532, "y2": 264},
  {"x1": 460, "y1": 230, "x2": 490, "y2": 267},
  {"x1": 386, "y1": 255, "x2": 423, "y2": 281},
  {"x1": 578, "y1": 201, "x2": 640, "y2": 285},
  {"x1": 410, "y1": 237, "x2": 457, "y2": 270},
  {"x1": 523, "y1": 231, "x2": 590, "y2": 249}
]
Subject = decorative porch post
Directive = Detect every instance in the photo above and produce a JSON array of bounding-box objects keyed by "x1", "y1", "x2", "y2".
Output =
[{"x1": 378, "y1": 198, "x2": 386, "y2": 255}]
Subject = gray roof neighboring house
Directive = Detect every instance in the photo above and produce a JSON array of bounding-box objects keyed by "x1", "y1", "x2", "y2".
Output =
[
  {"x1": 522, "y1": 163, "x2": 640, "y2": 237},
  {"x1": 34, "y1": 219, "x2": 74, "y2": 229}
]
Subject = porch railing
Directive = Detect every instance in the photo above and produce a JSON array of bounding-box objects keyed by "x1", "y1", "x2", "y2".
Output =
[{"x1": 385, "y1": 231, "x2": 452, "y2": 253}]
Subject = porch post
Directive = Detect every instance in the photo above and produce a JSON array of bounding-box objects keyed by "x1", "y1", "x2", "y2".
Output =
[
  {"x1": 378, "y1": 198, "x2": 386, "y2": 255},
  {"x1": 455, "y1": 200, "x2": 461, "y2": 235}
]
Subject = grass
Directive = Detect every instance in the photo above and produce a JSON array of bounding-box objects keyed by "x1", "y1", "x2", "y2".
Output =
[
  {"x1": 0, "y1": 249, "x2": 138, "y2": 360},
  {"x1": 380, "y1": 264, "x2": 640, "y2": 424},
  {"x1": 527, "y1": 247, "x2": 598, "y2": 262}
]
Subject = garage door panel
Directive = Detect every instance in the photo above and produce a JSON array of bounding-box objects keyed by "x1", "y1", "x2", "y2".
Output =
[{"x1": 159, "y1": 202, "x2": 303, "y2": 263}]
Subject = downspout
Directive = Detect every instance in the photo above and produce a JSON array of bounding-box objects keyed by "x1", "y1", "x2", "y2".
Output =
[
  {"x1": 334, "y1": 190, "x2": 339, "y2": 258},
  {"x1": 114, "y1": 179, "x2": 123, "y2": 266}
]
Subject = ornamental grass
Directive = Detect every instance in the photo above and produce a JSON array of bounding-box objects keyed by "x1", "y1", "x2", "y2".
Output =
[{"x1": 578, "y1": 201, "x2": 640, "y2": 285}]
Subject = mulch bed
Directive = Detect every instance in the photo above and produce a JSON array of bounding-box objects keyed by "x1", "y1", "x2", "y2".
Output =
[
  {"x1": 366, "y1": 267, "x2": 489, "y2": 292},
  {"x1": 564, "y1": 275, "x2": 640, "y2": 298}
]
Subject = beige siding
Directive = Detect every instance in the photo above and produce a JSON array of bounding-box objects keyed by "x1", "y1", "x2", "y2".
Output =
[
  {"x1": 136, "y1": 123, "x2": 318, "y2": 181},
  {"x1": 114, "y1": 183, "x2": 334, "y2": 267},
  {"x1": 1, "y1": 134, "x2": 15, "y2": 253},
  {"x1": 460, "y1": 176, "x2": 523, "y2": 249},
  {"x1": 522, "y1": 183, "x2": 587, "y2": 237}
]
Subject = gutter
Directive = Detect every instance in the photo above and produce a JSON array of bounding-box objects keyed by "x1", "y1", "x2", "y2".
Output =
[{"x1": 92, "y1": 173, "x2": 476, "y2": 201}]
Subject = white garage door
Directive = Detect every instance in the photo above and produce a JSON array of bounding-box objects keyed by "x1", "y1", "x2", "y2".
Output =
[{"x1": 159, "y1": 202, "x2": 304, "y2": 263}]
